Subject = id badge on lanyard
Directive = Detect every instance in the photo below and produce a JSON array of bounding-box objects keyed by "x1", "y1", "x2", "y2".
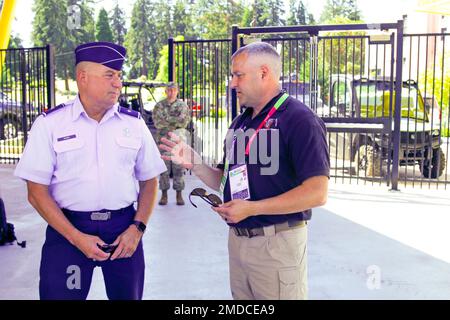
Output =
[
  {"x1": 219, "y1": 93, "x2": 289, "y2": 197},
  {"x1": 229, "y1": 164, "x2": 250, "y2": 200}
]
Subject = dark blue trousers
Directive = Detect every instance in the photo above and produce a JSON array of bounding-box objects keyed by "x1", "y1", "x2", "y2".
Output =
[{"x1": 39, "y1": 205, "x2": 145, "y2": 300}]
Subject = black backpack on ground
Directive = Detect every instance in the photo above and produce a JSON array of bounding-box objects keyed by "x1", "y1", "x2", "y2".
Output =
[{"x1": 0, "y1": 198, "x2": 26, "y2": 248}]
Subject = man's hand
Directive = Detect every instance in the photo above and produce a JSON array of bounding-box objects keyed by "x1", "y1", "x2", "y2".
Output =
[
  {"x1": 159, "y1": 132, "x2": 201, "y2": 170},
  {"x1": 110, "y1": 225, "x2": 142, "y2": 260},
  {"x1": 212, "y1": 199, "x2": 256, "y2": 224},
  {"x1": 73, "y1": 233, "x2": 110, "y2": 261}
]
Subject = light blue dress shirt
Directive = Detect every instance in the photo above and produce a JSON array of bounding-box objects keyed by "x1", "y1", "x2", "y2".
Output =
[{"x1": 15, "y1": 95, "x2": 167, "y2": 211}]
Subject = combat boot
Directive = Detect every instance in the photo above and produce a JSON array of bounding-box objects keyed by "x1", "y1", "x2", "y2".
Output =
[
  {"x1": 159, "y1": 190, "x2": 168, "y2": 205},
  {"x1": 176, "y1": 191, "x2": 185, "y2": 206}
]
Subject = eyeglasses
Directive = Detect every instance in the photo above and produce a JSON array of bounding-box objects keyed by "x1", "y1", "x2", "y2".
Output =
[{"x1": 189, "y1": 188, "x2": 222, "y2": 208}]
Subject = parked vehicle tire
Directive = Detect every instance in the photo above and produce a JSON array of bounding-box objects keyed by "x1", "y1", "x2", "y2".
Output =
[
  {"x1": 354, "y1": 144, "x2": 381, "y2": 177},
  {"x1": 0, "y1": 118, "x2": 20, "y2": 140},
  {"x1": 420, "y1": 147, "x2": 446, "y2": 179}
]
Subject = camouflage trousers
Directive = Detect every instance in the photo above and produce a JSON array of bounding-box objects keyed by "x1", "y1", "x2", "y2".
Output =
[{"x1": 159, "y1": 159, "x2": 185, "y2": 191}]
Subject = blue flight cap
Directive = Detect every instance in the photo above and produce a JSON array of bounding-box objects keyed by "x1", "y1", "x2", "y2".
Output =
[{"x1": 75, "y1": 41, "x2": 126, "y2": 71}]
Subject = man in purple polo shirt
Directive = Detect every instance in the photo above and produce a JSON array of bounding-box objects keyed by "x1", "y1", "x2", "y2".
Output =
[
  {"x1": 160, "y1": 42, "x2": 329, "y2": 299},
  {"x1": 14, "y1": 42, "x2": 167, "y2": 300}
]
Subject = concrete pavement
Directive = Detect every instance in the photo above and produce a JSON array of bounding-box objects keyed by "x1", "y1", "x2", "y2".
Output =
[{"x1": 1, "y1": 164, "x2": 450, "y2": 300}]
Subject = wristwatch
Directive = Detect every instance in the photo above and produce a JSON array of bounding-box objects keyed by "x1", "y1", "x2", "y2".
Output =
[{"x1": 132, "y1": 220, "x2": 146, "y2": 233}]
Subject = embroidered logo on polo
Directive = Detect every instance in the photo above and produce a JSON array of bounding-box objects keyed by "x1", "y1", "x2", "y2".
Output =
[
  {"x1": 264, "y1": 118, "x2": 278, "y2": 129},
  {"x1": 57, "y1": 134, "x2": 77, "y2": 142}
]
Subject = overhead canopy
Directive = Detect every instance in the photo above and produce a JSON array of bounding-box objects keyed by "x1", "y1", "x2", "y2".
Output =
[{"x1": 417, "y1": 0, "x2": 450, "y2": 15}]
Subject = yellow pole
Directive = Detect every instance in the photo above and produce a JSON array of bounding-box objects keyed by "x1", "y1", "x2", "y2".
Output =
[{"x1": 0, "y1": 0, "x2": 18, "y2": 75}]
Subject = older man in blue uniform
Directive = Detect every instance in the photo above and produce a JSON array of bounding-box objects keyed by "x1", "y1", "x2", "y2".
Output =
[{"x1": 15, "y1": 42, "x2": 167, "y2": 300}]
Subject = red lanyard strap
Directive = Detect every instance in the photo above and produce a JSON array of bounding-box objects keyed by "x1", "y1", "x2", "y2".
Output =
[{"x1": 244, "y1": 93, "x2": 289, "y2": 156}]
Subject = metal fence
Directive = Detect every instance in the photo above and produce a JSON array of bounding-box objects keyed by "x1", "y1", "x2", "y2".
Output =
[
  {"x1": 4, "y1": 26, "x2": 448, "y2": 190},
  {"x1": 401, "y1": 33, "x2": 450, "y2": 188},
  {"x1": 170, "y1": 21, "x2": 450, "y2": 190},
  {"x1": 0, "y1": 45, "x2": 55, "y2": 164},
  {"x1": 169, "y1": 38, "x2": 233, "y2": 165}
]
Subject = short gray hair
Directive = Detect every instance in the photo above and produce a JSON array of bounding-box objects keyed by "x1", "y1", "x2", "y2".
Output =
[{"x1": 231, "y1": 42, "x2": 282, "y2": 79}]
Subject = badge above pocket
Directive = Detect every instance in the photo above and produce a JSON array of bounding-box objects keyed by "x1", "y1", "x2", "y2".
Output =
[{"x1": 53, "y1": 136, "x2": 84, "y2": 153}]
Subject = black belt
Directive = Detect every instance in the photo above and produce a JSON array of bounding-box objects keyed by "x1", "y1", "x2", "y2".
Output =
[
  {"x1": 231, "y1": 220, "x2": 307, "y2": 238},
  {"x1": 61, "y1": 204, "x2": 134, "y2": 221}
]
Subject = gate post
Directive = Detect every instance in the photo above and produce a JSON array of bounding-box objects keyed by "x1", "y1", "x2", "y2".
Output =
[
  {"x1": 391, "y1": 20, "x2": 404, "y2": 191},
  {"x1": 168, "y1": 37, "x2": 175, "y2": 82},
  {"x1": 309, "y1": 33, "x2": 319, "y2": 111},
  {"x1": 19, "y1": 50, "x2": 28, "y2": 143},
  {"x1": 46, "y1": 44, "x2": 55, "y2": 111},
  {"x1": 231, "y1": 25, "x2": 238, "y2": 120}
]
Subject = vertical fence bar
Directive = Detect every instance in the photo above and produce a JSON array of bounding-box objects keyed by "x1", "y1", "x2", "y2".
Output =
[
  {"x1": 231, "y1": 25, "x2": 238, "y2": 120},
  {"x1": 391, "y1": 20, "x2": 404, "y2": 191},
  {"x1": 19, "y1": 50, "x2": 28, "y2": 144},
  {"x1": 46, "y1": 44, "x2": 55, "y2": 110},
  {"x1": 168, "y1": 38, "x2": 174, "y2": 83}
]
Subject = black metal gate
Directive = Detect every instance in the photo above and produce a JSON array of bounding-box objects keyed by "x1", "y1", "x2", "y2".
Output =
[
  {"x1": 168, "y1": 38, "x2": 232, "y2": 165},
  {"x1": 0, "y1": 45, "x2": 55, "y2": 164},
  {"x1": 233, "y1": 23, "x2": 406, "y2": 190}
]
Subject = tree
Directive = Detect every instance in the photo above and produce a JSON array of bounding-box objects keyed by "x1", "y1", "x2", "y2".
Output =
[
  {"x1": 153, "y1": 0, "x2": 172, "y2": 53},
  {"x1": 192, "y1": 0, "x2": 244, "y2": 39},
  {"x1": 32, "y1": 0, "x2": 95, "y2": 91},
  {"x1": 320, "y1": 0, "x2": 362, "y2": 23},
  {"x1": 287, "y1": 0, "x2": 309, "y2": 26},
  {"x1": 7, "y1": 33, "x2": 23, "y2": 49},
  {"x1": 252, "y1": 0, "x2": 270, "y2": 26},
  {"x1": 240, "y1": 6, "x2": 253, "y2": 27},
  {"x1": 317, "y1": 16, "x2": 365, "y2": 104},
  {"x1": 343, "y1": 0, "x2": 362, "y2": 21},
  {"x1": 267, "y1": 0, "x2": 285, "y2": 26},
  {"x1": 172, "y1": 0, "x2": 193, "y2": 38},
  {"x1": 32, "y1": 0, "x2": 71, "y2": 90},
  {"x1": 110, "y1": 3, "x2": 127, "y2": 46},
  {"x1": 96, "y1": 8, "x2": 113, "y2": 42}
]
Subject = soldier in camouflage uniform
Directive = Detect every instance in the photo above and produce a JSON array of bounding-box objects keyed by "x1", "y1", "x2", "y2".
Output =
[{"x1": 153, "y1": 82, "x2": 191, "y2": 205}]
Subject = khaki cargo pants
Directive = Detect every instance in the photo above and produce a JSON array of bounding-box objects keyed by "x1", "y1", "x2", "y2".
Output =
[{"x1": 228, "y1": 225, "x2": 308, "y2": 300}]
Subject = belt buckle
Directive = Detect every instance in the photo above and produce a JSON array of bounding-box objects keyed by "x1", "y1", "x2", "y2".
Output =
[
  {"x1": 234, "y1": 227, "x2": 250, "y2": 237},
  {"x1": 245, "y1": 229, "x2": 257, "y2": 238},
  {"x1": 90, "y1": 211, "x2": 111, "y2": 221}
]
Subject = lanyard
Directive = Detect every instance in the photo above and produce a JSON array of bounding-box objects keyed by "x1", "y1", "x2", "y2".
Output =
[{"x1": 220, "y1": 93, "x2": 289, "y2": 194}]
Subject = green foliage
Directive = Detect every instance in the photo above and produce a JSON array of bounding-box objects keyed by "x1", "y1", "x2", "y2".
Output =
[
  {"x1": 125, "y1": 0, "x2": 157, "y2": 79},
  {"x1": 247, "y1": 0, "x2": 285, "y2": 27},
  {"x1": 172, "y1": 0, "x2": 194, "y2": 38},
  {"x1": 96, "y1": 8, "x2": 113, "y2": 42},
  {"x1": 320, "y1": 0, "x2": 362, "y2": 23},
  {"x1": 110, "y1": 3, "x2": 127, "y2": 46},
  {"x1": 241, "y1": 6, "x2": 253, "y2": 27},
  {"x1": 192, "y1": 0, "x2": 244, "y2": 39},
  {"x1": 156, "y1": 44, "x2": 169, "y2": 83},
  {"x1": 32, "y1": 0, "x2": 95, "y2": 90},
  {"x1": 317, "y1": 16, "x2": 366, "y2": 104},
  {"x1": 8, "y1": 33, "x2": 23, "y2": 49},
  {"x1": 419, "y1": 49, "x2": 450, "y2": 117},
  {"x1": 287, "y1": 0, "x2": 306, "y2": 26},
  {"x1": 156, "y1": 35, "x2": 185, "y2": 83},
  {"x1": 420, "y1": 51, "x2": 450, "y2": 138},
  {"x1": 210, "y1": 106, "x2": 227, "y2": 118}
]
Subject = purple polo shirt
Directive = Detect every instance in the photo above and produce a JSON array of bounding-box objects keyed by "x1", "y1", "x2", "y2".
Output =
[
  {"x1": 14, "y1": 95, "x2": 167, "y2": 211},
  {"x1": 217, "y1": 92, "x2": 330, "y2": 229}
]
